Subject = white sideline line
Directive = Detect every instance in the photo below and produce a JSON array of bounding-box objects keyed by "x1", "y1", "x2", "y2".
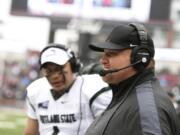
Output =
[
  {"x1": 0, "y1": 122, "x2": 16, "y2": 129},
  {"x1": 0, "y1": 114, "x2": 7, "y2": 120}
]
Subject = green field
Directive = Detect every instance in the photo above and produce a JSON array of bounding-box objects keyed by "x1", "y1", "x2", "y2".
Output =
[{"x1": 0, "y1": 108, "x2": 26, "y2": 135}]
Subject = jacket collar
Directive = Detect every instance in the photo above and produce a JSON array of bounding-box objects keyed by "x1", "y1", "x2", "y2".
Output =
[{"x1": 109, "y1": 69, "x2": 155, "y2": 103}]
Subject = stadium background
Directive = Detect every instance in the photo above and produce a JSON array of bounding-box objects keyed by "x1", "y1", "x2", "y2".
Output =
[{"x1": 0, "y1": 0, "x2": 180, "y2": 134}]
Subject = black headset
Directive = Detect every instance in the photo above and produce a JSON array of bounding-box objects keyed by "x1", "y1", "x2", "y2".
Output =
[
  {"x1": 128, "y1": 23, "x2": 154, "y2": 71},
  {"x1": 39, "y1": 43, "x2": 81, "y2": 73}
]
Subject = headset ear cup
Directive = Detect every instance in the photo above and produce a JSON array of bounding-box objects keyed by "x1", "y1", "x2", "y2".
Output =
[
  {"x1": 69, "y1": 56, "x2": 82, "y2": 73},
  {"x1": 131, "y1": 46, "x2": 151, "y2": 71},
  {"x1": 75, "y1": 59, "x2": 82, "y2": 73}
]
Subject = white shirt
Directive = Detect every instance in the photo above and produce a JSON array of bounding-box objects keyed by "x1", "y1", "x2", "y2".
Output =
[{"x1": 26, "y1": 74, "x2": 112, "y2": 135}]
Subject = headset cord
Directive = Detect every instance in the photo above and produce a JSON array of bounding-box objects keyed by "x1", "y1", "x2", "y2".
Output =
[{"x1": 77, "y1": 77, "x2": 84, "y2": 135}]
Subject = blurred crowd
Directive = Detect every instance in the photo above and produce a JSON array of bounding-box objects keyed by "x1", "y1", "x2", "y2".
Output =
[
  {"x1": 0, "y1": 50, "x2": 40, "y2": 100},
  {"x1": 157, "y1": 68, "x2": 180, "y2": 101},
  {"x1": 157, "y1": 68, "x2": 180, "y2": 117}
]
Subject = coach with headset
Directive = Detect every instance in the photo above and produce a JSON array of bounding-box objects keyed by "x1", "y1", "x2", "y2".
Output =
[
  {"x1": 23, "y1": 44, "x2": 112, "y2": 135},
  {"x1": 85, "y1": 23, "x2": 180, "y2": 135}
]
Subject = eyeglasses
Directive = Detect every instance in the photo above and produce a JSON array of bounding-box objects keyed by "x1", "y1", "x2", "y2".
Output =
[{"x1": 41, "y1": 65, "x2": 64, "y2": 77}]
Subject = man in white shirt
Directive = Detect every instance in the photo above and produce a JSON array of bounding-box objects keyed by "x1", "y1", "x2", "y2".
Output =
[{"x1": 23, "y1": 43, "x2": 112, "y2": 135}]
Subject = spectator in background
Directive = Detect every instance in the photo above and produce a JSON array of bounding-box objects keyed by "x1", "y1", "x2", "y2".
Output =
[
  {"x1": 23, "y1": 43, "x2": 112, "y2": 135},
  {"x1": 85, "y1": 23, "x2": 180, "y2": 135}
]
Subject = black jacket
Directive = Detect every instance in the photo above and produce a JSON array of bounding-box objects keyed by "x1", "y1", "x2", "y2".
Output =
[{"x1": 85, "y1": 69, "x2": 180, "y2": 135}]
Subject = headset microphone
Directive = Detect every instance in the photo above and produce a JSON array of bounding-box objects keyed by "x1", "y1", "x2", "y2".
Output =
[{"x1": 98, "y1": 60, "x2": 142, "y2": 76}]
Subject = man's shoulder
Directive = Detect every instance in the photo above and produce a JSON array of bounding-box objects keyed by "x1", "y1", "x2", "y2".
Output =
[
  {"x1": 80, "y1": 74, "x2": 108, "y2": 87},
  {"x1": 79, "y1": 74, "x2": 109, "y2": 96},
  {"x1": 81, "y1": 74, "x2": 105, "y2": 82},
  {"x1": 26, "y1": 77, "x2": 51, "y2": 96},
  {"x1": 27, "y1": 77, "x2": 50, "y2": 88}
]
